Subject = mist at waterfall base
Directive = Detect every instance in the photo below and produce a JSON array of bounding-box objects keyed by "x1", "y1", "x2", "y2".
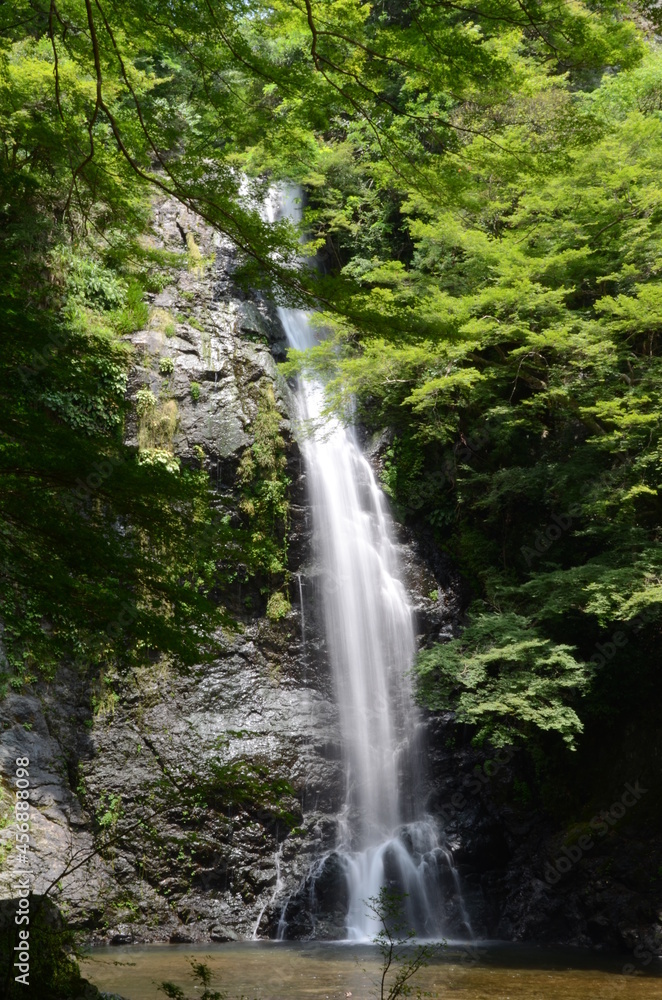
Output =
[{"x1": 267, "y1": 187, "x2": 472, "y2": 943}]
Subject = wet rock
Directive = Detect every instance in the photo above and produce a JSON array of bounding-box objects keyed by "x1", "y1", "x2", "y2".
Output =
[
  {"x1": 210, "y1": 923, "x2": 240, "y2": 942},
  {"x1": 110, "y1": 926, "x2": 135, "y2": 945}
]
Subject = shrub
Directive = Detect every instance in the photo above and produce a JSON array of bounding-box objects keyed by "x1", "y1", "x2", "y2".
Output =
[
  {"x1": 135, "y1": 386, "x2": 157, "y2": 416},
  {"x1": 266, "y1": 591, "x2": 290, "y2": 620}
]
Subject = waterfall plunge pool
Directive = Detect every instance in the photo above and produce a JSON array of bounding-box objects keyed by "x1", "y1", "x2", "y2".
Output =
[{"x1": 81, "y1": 940, "x2": 662, "y2": 999}]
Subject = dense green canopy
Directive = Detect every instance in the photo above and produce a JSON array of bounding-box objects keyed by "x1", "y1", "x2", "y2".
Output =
[
  {"x1": 1, "y1": 1, "x2": 661, "y2": 752},
  {"x1": 295, "y1": 43, "x2": 662, "y2": 750}
]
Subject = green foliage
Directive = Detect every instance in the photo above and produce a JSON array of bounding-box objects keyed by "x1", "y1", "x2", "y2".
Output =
[
  {"x1": 0, "y1": 0, "x2": 642, "y2": 304},
  {"x1": 159, "y1": 961, "x2": 222, "y2": 1000},
  {"x1": 113, "y1": 279, "x2": 151, "y2": 335},
  {"x1": 238, "y1": 383, "x2": 290, "y2": 583},
  {"x1": 190, "y1": 381, "x2": 201, "y2": 402},
  {"x1": 135, "y1": 386, "x2": 157, "y2": 416},
  {"x1": 0, "y1": 18, "x2": 262, "y2": 682},
  {"x1": 52, "y1": 247, "x2": 126, "y2": 311},
  {"x1": 287, "y1": 42, "x2": 662, "y2": 751},
  {"x1": 266, "y1": 590, "x2": 291, "y2": 621},
  {"x1": 417, "y1": 612, "x2": 590, "y2": 748},
  {"x1": 0, "y1": 285, "x2": 235, "y2": 684},
  {"x1": 159, "y1": 356, "x2": 175, "y2": 376}
]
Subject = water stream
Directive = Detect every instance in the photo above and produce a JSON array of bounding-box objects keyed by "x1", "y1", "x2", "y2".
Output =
[{"x1": 268, "y1": 187, "x2": 469, "y2": 941}]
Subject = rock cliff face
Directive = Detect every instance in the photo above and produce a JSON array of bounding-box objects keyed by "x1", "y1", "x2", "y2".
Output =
[
  {"x1": 0, "y1": 196, "x2": 452, "y2": 945},
  {"x1": 0, "y1": 197, "x2": 660, "y2": 963},
  {"x1": 0, "y1": 196, "x2": 343, "y2": 943},
  {"x1": 423, "y1": 717, "x2": 662, "y2": 963}
]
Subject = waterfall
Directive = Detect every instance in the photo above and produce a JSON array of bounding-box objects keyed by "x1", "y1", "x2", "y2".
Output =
[{"x1": 267, "y1": 186, "x2": 470, "y2": 941}]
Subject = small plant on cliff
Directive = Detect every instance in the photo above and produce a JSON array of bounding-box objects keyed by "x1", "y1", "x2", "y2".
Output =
[
  {"x1": 135, "y1": 386, "x2": 157, "y2": 416},
  {"x1": 150, "y1": 307, "x2": 177, "y2": 336},
  {"x1": 97, "y1": 791, "x2": 124, "y2": 839},
  {"x1": 190, "y1": 381, "x2": 201, "y2": 402},
  {"x1": 113, "y1": 278, "x2": 150, "y2": 335},
  {"x1": 137, "y1": 394, "x2": 179, "y2": 454},
  {"x1": 238, "y1": 382, "x2": 290, "y2": 583},
  {"x1": 159, "y1": 356, "x2": 175, "y2": 375},
  {"x1": 266, "y1": 590, "x2": 290, "y2": 620}
]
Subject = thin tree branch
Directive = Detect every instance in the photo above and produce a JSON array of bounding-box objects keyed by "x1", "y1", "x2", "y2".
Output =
[
  {"x1": 48, "y1": 1, "x2": 65, "y2": 121},
  {"x1": 63, "y1": 0, "x2": 104, "y2": 217}
]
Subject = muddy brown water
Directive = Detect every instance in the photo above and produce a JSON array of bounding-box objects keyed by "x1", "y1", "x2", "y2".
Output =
[{"x1": 80, "y1": 941, "x2": 662, "y2": 999}]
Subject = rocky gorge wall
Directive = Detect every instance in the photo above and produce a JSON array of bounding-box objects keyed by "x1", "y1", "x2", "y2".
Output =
[
  {"x1": 0, "y1": 195, "x2": 333, "y2": 943},
  {"x1": 0, "y1": 197, "x2": 660, "y2": 965},
  {"x1": 0, "y1": 196, "x2": 450, "y2": 946}
]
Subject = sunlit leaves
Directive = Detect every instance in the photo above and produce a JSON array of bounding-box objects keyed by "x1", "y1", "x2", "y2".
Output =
[{"x1": 417, "y1": 611, "x2": 589, "y2": 748}]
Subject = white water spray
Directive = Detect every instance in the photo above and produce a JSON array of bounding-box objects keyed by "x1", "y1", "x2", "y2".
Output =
[
  {"x1": 267, "y1": 186, "x2": 470, "y2": 941},
  {"x1": 252, "y1": 842, "x2": 286, "y2": 940}
]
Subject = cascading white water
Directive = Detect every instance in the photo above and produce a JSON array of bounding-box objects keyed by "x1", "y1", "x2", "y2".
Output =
[{"x1": 267, "y1": 186, "x2": 470, "y2": 941}]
